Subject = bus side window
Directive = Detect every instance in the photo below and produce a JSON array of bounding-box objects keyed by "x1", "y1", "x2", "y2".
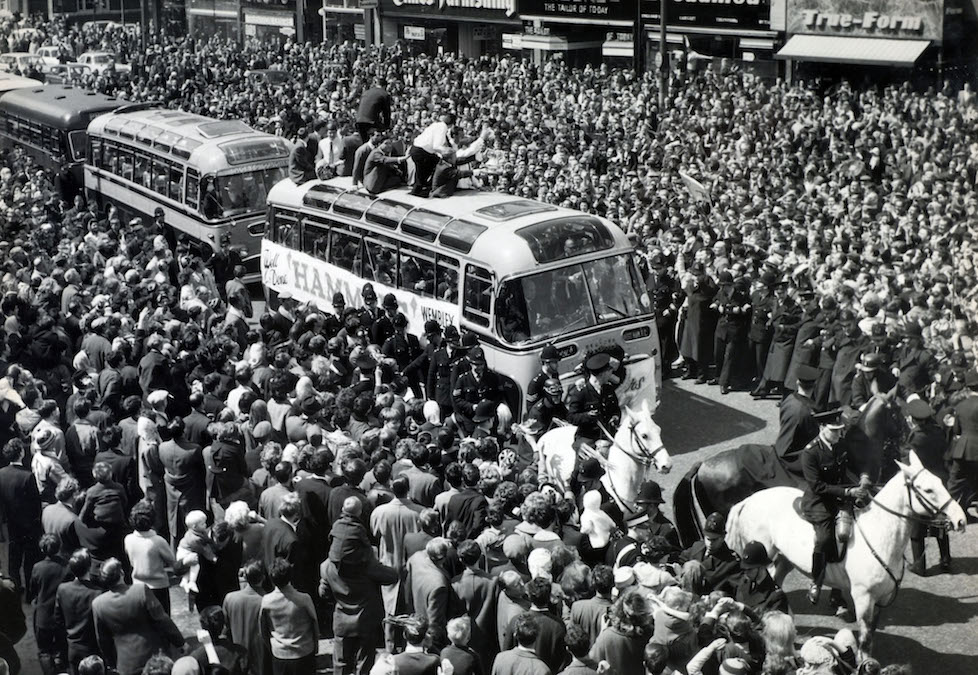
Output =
[
  {"x1": 363, "y1": 236, "x2": 397, "y2": 287},
  {"x1": 134, "y1": 153, "x2": 151, "y2": 188},
  {"x1": 275, "y1": 212, "x2": 299, "y2": 248},
  {"x1": 302, "y1": 219, "x2": 330, "y2": 260},
  {"x1": 436, "y1": 255, "x2": 459, "y2": 304},
  {"x1": 153, "y1": 160, "x2": 169, "y2": 196},
  {"x1": 89, "y1": 138, "x2": 101, "y2": 168},
  {"x1": 119, "y1": 150, "x2": 134, "y2": 182},
  {"x1": 463, "y1": 264, "x2": 492, "y2": 328},
  {"x1": 103, "y1": 142, "x2": 118, "y2": 175},
  {"x1": 399, "y1": 244, "x2": 435, "y2": 296},
  {"x1": 186, "y1": 170, "x2": 199, "y2": 210},
  {"x1": 169, "y1": 164, "x2": 183, "y2": 202},
  {"x1": 329, "y1": 227, "x2": 360, "y2": 274}
]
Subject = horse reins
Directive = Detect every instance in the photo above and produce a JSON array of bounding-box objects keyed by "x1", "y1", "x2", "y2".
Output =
[
  {"x1": 854, "y1": 467, "x2": 955, "y2": 607},
  {"x1": 597, "y1": 419, "x2": 667, "y2": 468}
]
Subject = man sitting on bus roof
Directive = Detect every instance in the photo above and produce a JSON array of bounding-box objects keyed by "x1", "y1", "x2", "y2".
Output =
[
  {"x1": 566, "y1": 353, "x2": 620, "y2": 454},
  {"x1": 363, "y1": 135, "x2": 408, "y2": 196},
  {"x1": 452, "y1": 346, "x2": 510, "y2": 438}
]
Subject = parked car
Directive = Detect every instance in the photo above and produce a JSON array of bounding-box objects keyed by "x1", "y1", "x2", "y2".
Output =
[
  {"x1": 44, "y1": 63, "x2": 93, "y2": 85},
  {"x1": 244, "y1": 69, "x2": 291, "y2": 87},
  {"x1": 0, "y1": 52, "x2": 44, "y2": 74},
  {"x1": 35, "y1": 45, "x2": 71, "y2": 69},
  {"x1": 76, "y1": 51, "x2": 131, "y2": 75}
]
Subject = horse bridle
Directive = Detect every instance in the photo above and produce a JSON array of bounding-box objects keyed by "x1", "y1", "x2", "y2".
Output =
[
  {"x1": 869, "y1": 466, "x2": 955, "y2": 528},
  {"x1": 597, "y1": 419, "x2": 667, "y2": 469},
  {"x1": 856, "y1": 466, "x2": 954, "y2": 607}
]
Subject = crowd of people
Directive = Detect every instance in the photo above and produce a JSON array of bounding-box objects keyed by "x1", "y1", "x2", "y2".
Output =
[{"x1": 0, "y1": 12, "x2": 976, "y2": 675}]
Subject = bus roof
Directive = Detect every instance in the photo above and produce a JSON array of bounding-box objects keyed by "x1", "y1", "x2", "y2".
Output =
[
  {"x1": 87, "y1": 107, "x2": 292, "y2": 174},
  {"x1": 267, "y1": 176, "x2": 636, "y2": 279},
  {"x1": 0, "y1": 85, "x2": 121, "y2": 127},
  {"x1": 0, "y1": 72, "x2": 43, "y2": 93}
]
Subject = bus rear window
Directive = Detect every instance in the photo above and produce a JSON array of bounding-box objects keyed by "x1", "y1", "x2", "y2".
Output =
[{"x1": 516, "y1": 216, "x2": 615, "y2": 263}]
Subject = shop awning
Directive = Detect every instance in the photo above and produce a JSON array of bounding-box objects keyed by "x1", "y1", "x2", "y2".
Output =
[
  {"x1": 520, "y1": 34, "x2": 604, "y2": 51},
  {"x1": 776, "y1": 35, "x2": 929, "y2": 67}
]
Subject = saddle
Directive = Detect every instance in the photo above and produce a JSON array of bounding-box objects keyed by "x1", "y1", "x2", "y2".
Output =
[{"x1": 791, "y1": 496, "x2": 852, "y2": 564}]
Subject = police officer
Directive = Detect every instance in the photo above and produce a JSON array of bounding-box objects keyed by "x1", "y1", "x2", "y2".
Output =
[
  {"x1": 371, "y1": 293, "x2": 402, "y2": 347},
  {"x1": 678, "y1": 512, "x2": 740, "y2": 595},
  {"x1": 775, "y1": 364, "x2": 819, "y2": 476},
  {"x1": 527, "y1": 345, "x2": 562, "y2": 407},
  {"x1": 646, "y1": 252, "x2": 681, "y2": 375},
  {"x1": 733, "y1": 541, "x2": 789, "y2": 615},
  {"x1": 452, "y1": 346, "x2": 505, "y2": 437},
  {"x1": 525, "y1": 378, "x2": 567, "y2": 439},
  {"x1": 382, "y1": 314, "x2": 421, "y2": 394},
  {"x1": 850, "y1": 352, "x2": 897, "y2": 411},
  {"x1": 404, "y1": 320, "x2": 442, "y2": 399},
  {"x1": 631, "y1": 480, "x2": 681, "y2": 553},
  {"x1": 427, "y1": 325, "x2": 464, "y2": 419},
  {"x1": 904, "y1": 399, "x2": 951, "y2": 574},
  {"x1": 324, "y1": 292, "x2": 347, "y2": 338},
  {"x1": 754, "y1": 278, "x2": 801, "y2": 399},
  {"x1": 800, "y1": 409, "x2": 870, "y2": 604},
  {"x1": 358, "y1": 284, "x2": 380, "y2": 336},
  {"x1": 748, "y1": 270, "x2": 777, "y2": 389},
  {"x1": 566, "y1": 352, "x2": 620, "y2": 451}
]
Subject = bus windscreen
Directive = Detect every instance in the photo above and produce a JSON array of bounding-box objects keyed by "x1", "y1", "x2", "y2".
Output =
[{"x1": 496, "y1": 253, "x2": 648, "y2": 344}]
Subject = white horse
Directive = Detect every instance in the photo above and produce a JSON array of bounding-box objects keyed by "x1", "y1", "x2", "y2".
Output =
[
  {"x1": 725, "y1": 451, "x2": 966, "y2": 656},
  {"x1": 526, "y1": 399, "x2": 671, "y2": 516}
]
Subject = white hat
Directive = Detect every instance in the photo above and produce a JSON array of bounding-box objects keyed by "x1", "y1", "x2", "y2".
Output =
[{"x1": 147, "y1": 390, "x2": 171, "y2": 405}]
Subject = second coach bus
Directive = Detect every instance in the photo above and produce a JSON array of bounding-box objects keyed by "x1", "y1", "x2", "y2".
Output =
[
  {"x1": 262, "y1": 176, "x2": 662, "y2": 417},
  {"x1": 85, "y1": 107, "x2": 291, "y2": 280},
  {"x1": 0, "y1": 85, "x2": 122, "y2": 196}
]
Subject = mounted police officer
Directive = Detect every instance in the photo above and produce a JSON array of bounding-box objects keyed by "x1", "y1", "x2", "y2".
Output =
[
  {"x1": 800, "y1": 408, "x2": 871, "y2": 605},
  {"x1": 566, "y1": 352, "x2": 620, "y2": 452}
]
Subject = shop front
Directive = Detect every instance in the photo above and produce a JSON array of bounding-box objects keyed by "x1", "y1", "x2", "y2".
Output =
[
  {"x1": 187, "y1": 0, "x2": 241, "y2": 40},
  {"x1": 642, "y1": 0, "x2": 777, "y2": 74},
  {"x1": 777, "y1": 0, "x2": 944, "y2": 79},
  {"x1": 319, "y1": 0, "x2": 366, "y2": 44},
  {"x1": 520, "y1": 0, "x2": 632, "y2": 67},
  {"x1": 378, "y1": 0, "x2": 520, "y2": 56},
  {"x1": 242, "y1": 0, "x2": 305, "y2": 43}
]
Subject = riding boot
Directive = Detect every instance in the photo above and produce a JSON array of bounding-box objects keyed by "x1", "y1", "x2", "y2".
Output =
[
  {"x1": 808, "y1": 552, "x2": 826, "y2": 604},
  {"x1": 909, "y1": 538, "x2": 926, "y2": 576},
  {"x1": 937, "y1": 531, "x2": 951, "y2": 571}
]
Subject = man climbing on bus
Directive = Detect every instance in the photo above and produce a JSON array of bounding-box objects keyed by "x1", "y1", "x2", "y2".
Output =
[{"x1": 566, "y1": 352, "x2": 620, "y2": 453}]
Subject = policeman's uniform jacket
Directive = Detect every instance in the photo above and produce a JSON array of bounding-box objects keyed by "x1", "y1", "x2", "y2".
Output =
[
  {"x1": 566, "y1": 379, "x2": 619, "y2": 442},
  {"x1": 774, "y1": 392, "x2": 818, "y2": 477},
  {"x1": 763, "y1": 298, "x2": 802, "y2": 382},
  {"x1": 830, "y1": 331, "x2": 869, "y2": 407},
  {"x1": 526, "y1": 369, "x2": 554, "y2": 407},
  {"x1": 452, "y1": 369, "x2": 504, "y2": 431},
  {"x1": 800, "y1": 435, "x2": 854, "y2": 522},
  {"x1": 785, "y1": 309, "x2": 822, "y2": 391},
  {"x1": 426, "y1": 347, "x2": 465, "y2": 409},
  {"x1": 951, "y1": 394, "x2": 978, "y2": 462},
  {"x1": 748, "y1": 288, "x2": 775, "y2": 344}
]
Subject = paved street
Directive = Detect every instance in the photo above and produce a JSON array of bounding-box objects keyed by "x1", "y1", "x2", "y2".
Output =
[{"x1": 9, "y1": 377, "x2": 978, "y2": 673}]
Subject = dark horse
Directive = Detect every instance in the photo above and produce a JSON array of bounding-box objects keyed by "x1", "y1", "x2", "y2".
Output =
[{"x1": 673, "y1": 397, "x2": 907, "y2": 548}]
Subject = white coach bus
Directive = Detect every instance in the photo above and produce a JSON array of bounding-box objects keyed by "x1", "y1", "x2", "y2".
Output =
[
  {"x1": 262, "y1": 176, "x2": 662, "y2": 417},
  {"x1": 85, "y1": 107, "x2": 291, "y2": 281}
]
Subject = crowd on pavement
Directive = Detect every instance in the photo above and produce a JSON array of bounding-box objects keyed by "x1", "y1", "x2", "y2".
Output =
[{"x1": 0, "y1": 13, "x2": 975, "y2": 675}]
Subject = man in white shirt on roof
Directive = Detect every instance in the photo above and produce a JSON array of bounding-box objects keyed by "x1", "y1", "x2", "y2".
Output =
[{"x1": 410, "y1": 113, "x2": 457, "y2": 197}]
